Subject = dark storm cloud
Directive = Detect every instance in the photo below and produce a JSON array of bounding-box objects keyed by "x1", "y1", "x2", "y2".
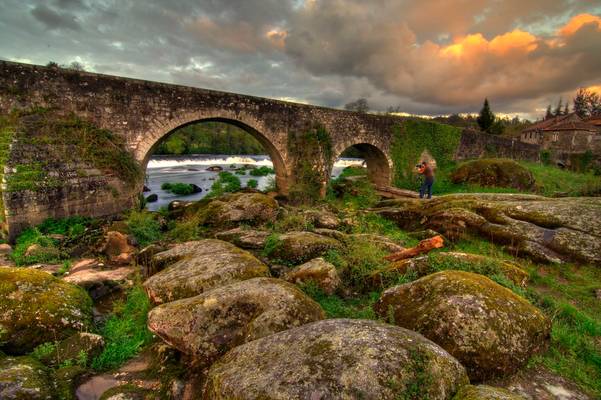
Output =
[
  {"x1": 1, "y1": 0, "x2": 600, "y2": 119},
  {"x1": 31, "y1": 4, "x2": 81, "y2": 30}
]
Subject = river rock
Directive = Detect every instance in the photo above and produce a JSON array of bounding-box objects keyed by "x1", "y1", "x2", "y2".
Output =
[
  {"x1": 38, "y1": 332, "x2": 105, "y2": 367},
  {"x1": 374, "y1": 270, "x2": 551, "y2": 381},
  {"x1": 203, "y1": 318, "x2": 468, "y2": 400},
  {"x1": 451, "y1": 159, "x2": 535, "y2": 191},
  {"x1": 375, "y1": 194, "x2": 601, "y2": 265},
  {"x1": 0, "y1": 266, "x2": 93, "y2": 354},
  {"x1": 145, "y1": 193, "x2": 158, "y2": 203},
  {"x1": 267, "y1": 231, "x2": 342, "y2": 264},
  {"x1": 215, "y1": 227, "x2": 270, "y2": 249},
  {"x1": 304, "y1": 209, "x2": 341, "y2": 229},
  {"x1": 148, "y1": 277, "x2": 324, "y2": 366},
  {"x1": 283, "y1": 257, "x2": 341, "y2": 294},
  {"x1": 191, "y1": 192, "x2": 279, "y2": 227},
  {"x1": 0, "y1": 356, "x2": 54, "y2": 400},
  {"x1": 453, "y1": 385, "x2": 527, "y2": 399},
  {"x1": 143, "y1": 240, "x2": 270, "y2": 304}
]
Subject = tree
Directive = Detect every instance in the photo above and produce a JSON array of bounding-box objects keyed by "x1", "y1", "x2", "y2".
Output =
[
  {"x1": 477, "y1": 98, "x2": 495, "y2": 133},
  {"x1": 46, "y1": 61, "x2": 59, "y2": 68},
  {"x1": 386, "y1": 105, "x2": 401, "y2": 114},
  {"x1": 68, "y1": 61, "x2": 85, "y2": 71},
  {"x1": 553, "y1": 98, "x2": 563, "y2": 117},
  {"x1": 344, "y1": 98, "x2": 369, "y2": 113},
  {"x1": 545, "y1": 105, "x2": 553, "y2": 120},
  {"x1": 573, "y1": 88, "x2": 601, "y2": 118},
  {"x1": 489, "y1": 119, "x2": 505, "y2": 135}
]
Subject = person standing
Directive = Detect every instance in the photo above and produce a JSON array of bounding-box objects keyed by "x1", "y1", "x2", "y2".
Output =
[{"x1": 418, "y1": 161, "x2": 434, "y2": 199}]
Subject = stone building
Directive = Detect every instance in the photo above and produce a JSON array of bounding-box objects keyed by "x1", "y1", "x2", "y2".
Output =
[{"x1": 520, "y1": 113, "x2": 601, "y2": 167}]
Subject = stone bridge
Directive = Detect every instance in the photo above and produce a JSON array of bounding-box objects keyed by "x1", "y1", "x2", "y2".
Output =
[{"x1": 0, "y1": 61, "x2": 405, "y2": 238}]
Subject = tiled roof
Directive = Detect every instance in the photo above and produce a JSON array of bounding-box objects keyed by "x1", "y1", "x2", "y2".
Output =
[{"x1": 522, "y1": 113, "x2": 597, "y2": 133}]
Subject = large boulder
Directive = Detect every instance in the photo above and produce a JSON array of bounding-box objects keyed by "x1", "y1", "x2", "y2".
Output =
[
  {"x1": 453, "y1": 385, "x2": 526, "y2": 400},
  {"x1": 0, "y1": 266, "x2": 93, "y2": 354},
  {"x1": 375, "y1": 194, "x2": 601, "y2": 265},
  {"x1": 63, "y1": 259, "x2": 135, "y2": 300},
  {"x1": 215, "y1": 227, "x2": 270, "y2": 249},
  {"x1": 451, "y1": 159, "x2": 535, "y2": 191},
  {"x1": 143, "y1": 240, "x2": 270, "y2": 304},
  {"x1": 374, "y1": 270, "x2": 551, "y2": 381},
  {"x1": 189, "y1": 192, "x2": 279, "y2": 227},
  {"x1": 283, "y1": 258, "x2": 341, "y2": 294},
  {"x1": 203, "y1": 319, "x2": 468, "y2": 400},
  {"x1": 37, "y1": 332, "x2": 105, "y2": 367},
  {"x1": 303, "y1": 209, "x2": 341, "y2": 229},
  {"x1": 266, "y1": 231, "x2": 342, "y2": 264},
  {"x1": 0, "y1": 356, "x2": 55, "y2": 399},
  {"x1": 148, "y1": 277, "x2": 324, "y2": 366}
]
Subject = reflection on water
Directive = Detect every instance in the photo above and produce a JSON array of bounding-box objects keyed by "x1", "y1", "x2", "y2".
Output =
[{"x1": 145, "y1": 154, "x2": 364, "y2": 211}]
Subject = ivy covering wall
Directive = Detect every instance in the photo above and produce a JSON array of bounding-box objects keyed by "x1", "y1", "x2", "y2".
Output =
[{"x1": 391, "y1": 119, "x2": 462, "y2": 189}]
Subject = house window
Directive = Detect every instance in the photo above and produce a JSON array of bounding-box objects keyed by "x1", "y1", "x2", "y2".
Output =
[{"x1": 553, "y1": 132, "x2": 559, "y2": 142}]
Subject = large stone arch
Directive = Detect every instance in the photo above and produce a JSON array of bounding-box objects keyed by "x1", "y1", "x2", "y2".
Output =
[
  {"x1": 133, "y1": 110, "x2": 290, "y2": 194},
  {"x1": 331, "y1": 140, "x2": 393, "y2": 187}
]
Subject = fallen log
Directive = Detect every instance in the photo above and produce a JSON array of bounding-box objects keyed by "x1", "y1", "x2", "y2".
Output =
[{"x1": 383, "y1": 235, "x2": 444, "y2": 262}]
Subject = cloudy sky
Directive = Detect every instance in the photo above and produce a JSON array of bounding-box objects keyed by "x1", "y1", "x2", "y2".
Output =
[{"x1": 1, "y1": 0, "x2": 601, "y2": 120}]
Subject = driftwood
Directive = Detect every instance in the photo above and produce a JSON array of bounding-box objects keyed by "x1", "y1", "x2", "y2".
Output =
[{"x1": 383, "y1": 235, "x2": 444, "y2": 262}]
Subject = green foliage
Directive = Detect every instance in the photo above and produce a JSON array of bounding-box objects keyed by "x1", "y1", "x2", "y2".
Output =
[
  {"x1": 12, "y1": 228, "x2": 62, "y2": 266},
  {"x1": 477, "y1": 98, "x2": 495, "y2": 133},
  {"x1": 262, "y1": 233, "x2": 282, "y2": 258},
  {"x1": 350, "y1": 213, "x2": 416, "y2": 245},
  {"x1": 161, "y1": 182, "x2": 196, "y2": 195},
  {"x1": 154, "y1": 121, "x2": 265, "y2": 155},
  {"x1": 272, "y1": 212, "x2": 313, "y2": 233},
  {"x1": 390, "y1": 120, "x2": 461, "y2": 191},
  {"x1": 31, "y1": 341, "x2": 57, "y2": 362},
  {"x1": 38, "y1": 216, "x2": 90, "y2": 237},
  {"x1": 300, "y1": 282, "x2": 379, "y2": 320},
  {"x1": 208, "y1": 171, "x2": 242, "y2": 197},
  {"x1": 246, "y1": 179, "x2": 258, "y2": 189},
  {"x1": 540, "y1": 150, "x2": 551, "y2": 165},
  {"x1": 327, "y1": 167, "x2": 379, "y2": 209},
  {"x1": 287, "y1": 125, "x2": 332, "y2": 204},
  {"x1": 92, "y1": 285, "x2": 153, "y2": 371},
  {"x1": 249, "y1": 166, "x2": 275, "y2": 176},
  {"x1": 125, "y1": 211, "x2": 161, "y2": 247}
]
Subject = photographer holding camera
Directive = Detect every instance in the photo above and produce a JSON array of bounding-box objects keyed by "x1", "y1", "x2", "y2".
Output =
[{"x1": 417, "y1": 161, "x2": 434, "y2": 199}]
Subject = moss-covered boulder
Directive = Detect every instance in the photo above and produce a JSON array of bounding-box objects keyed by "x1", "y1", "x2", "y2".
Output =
[
  {"x1": 373, "y1": 252, "x2": 529, "y2": 288},
  {"x1": 346, "y1": 233, "x2": 405, "y2": 253},
  {"x1": 54, "y1": 365, "x2": 87, "y2": 400},
  {"x1": 188, "y1": 192, "x2": 279, "y2": 227},
  {"x1": 148, "y1": 277, "x2": 324, "y2": 366},
  {"x1": 38, "y1": 333, "x2": 104, "y2": 367},
  {"x1": 203, "y1": 318, "x2": 468, "y2": 399},
  {"x1": 266, "y1": 231, "x2": 342, "y2": 264},
  {"x1": 375, "y1": 194, "x2": 601, "y2": 265},
  {"x1": 143, "y1": 240, "x2": 270, "y2": 304},
  {"x1": 283, "y1": 257, "x2": 341, "y2": 294},
  {"x1": 214, "y1": 227, "x2": 270, "y2": 249},
  {"x1": 453, "y1": 385, "x2": 527, "y2": 399},
  {"x1": 0, "y1": 266, "x2": 93, "y2": 354},
  {"x1": 0, "y1": 356, "x2": 55, "y2": 399},
  {"x1": 303, "y1": 209, "x2": 341, "y2": 229},
  {"x1": 451, "y1": 159, "x2": 535, "y2": 191},
  {"x1": 374, "y1": 270, "x2": 551, "y2": 381}
]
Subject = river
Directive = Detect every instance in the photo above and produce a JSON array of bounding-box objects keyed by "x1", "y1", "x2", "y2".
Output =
[{"x1": 145, "y1": 154, "x2": 364, "y2": 211}]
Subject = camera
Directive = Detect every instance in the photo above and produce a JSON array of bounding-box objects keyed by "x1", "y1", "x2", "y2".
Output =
[{"x1": 415, "y1": 164, "x2": 422, "y2": 168}]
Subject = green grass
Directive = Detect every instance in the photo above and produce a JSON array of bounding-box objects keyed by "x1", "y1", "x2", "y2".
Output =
[
  {"x1": 327, "y1": 167, "x2": 379, "y2": 209},
  {"x1": 160, "y1": 182, "x2": 197, "y2": 195},
  {"x1": 126, "y1": 210, "x2": 161, "y2": 247},
  {"x1": 91, "y1": 284, "x2": 153, "y2": 371},
  {"x1": 300, "y1": 281, "x2": 380, "y2": 320}
]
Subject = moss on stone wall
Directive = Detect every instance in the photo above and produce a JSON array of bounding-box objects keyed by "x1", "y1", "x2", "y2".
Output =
[
  {"x1": 391, "y1": 119, "x2": 461, "y2": 189},
  {"x1": 0, "y1": 115, "x2": 16, "y2": 227}
]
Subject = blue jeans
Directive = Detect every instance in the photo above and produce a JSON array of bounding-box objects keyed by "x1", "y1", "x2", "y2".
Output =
[{"x1": 419, "y1": 178, "x2": 434, "y2": 199}]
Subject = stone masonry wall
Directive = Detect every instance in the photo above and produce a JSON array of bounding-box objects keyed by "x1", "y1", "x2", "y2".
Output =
[{"x1": 455, "y1": 129, "x2": 541, "y2": 162}]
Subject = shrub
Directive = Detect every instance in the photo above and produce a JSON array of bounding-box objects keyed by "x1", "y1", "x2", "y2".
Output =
[
  {"x1": 540, "y1": 150, "x2": 551, "y2": 165},
  {"x1": 12, "y1": 227, "x2": 62, "y2": 266},
  {"x1": 249, "y1": 166, "x2": 275, "y2": 176},
  {"x1": 208, "y1": 171, "x2": 241, "y2": 197},
  {"x1": 247, "y1": 179, "x2": 258, "y2": 189},
  {"x1": 161, "y1": 182, "x2": 196, "y2": 195},
  {"x1": 91, "y1": 285, "x2": 153, "y2": 371},
  {"x1": 126, "y1": 211, "x2": 161, "y2": 246}
]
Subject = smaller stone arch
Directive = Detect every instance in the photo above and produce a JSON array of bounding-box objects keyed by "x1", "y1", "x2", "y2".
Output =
[
  {"x1": 331, "y1": 142, "x2": 392, "y2": 187},
  {"x1": 133, "y1": 110, "x2": 290, "y2": 194}
]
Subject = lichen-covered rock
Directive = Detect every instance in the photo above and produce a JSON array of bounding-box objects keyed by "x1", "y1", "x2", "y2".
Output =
[
  {"x1": 283, "y1": 258, "x2": 341, "y2": 294},
  {"x1": 99, "y1": 384, "x2": 153, "y2": 400},
  {"x1": 54, "y1": 365, "x2": 87, "y2": 400},
  {"x1": 0, "y1": 356, "x2": 55, "y2": 399},
  {"x1": 346, "y1": 233, "x2": 405, "y2": 253},
  {"x1": 203, "y1": 318, "x2": 468, "y2": 400},
  {"x1": 143, "y1": 240, "x2": 270, "y2": 304},
  {"x1": 375, "y1": 194, "x2": 601, "y2": 265},
  {"x1": 0, "y1": 266, "x2": 93, "y2": 354},
  {"x1": 190, "y1": 192, "x2": 279, "y2": 227},
  {"x1": 148, "y1": 277, "x2": 324, "y2": 366},
  {"x1": 373, "y1": 252, "x2": 529, "y2": 288},
  {"x1": 451, "y1": 159, "x2": 535, "y2": 191},
  {"x1": 374, "y1": 270, "x2": 551, "y2": 381},
  {"x1": 39, "y1": 333, "x2": 105, "y2": 367},
  {"x1": 215, "y1": 227, "x2": 270, "y2": 249},
  {"x1": 267, "y1": 231, "x2": 342, "y2": 264},
  {"x1": 63, "y1": 263, "x2": 135, "y2": 300},
  {"x1": 453, "y1": 385, "x2": 527, "y2": 399},
  {"x1": 99, "y1": 231, "x2": 135, "y2": 265},
  {"x1": 303, "y1": 209, "x2": 341, "y2": 229}
]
